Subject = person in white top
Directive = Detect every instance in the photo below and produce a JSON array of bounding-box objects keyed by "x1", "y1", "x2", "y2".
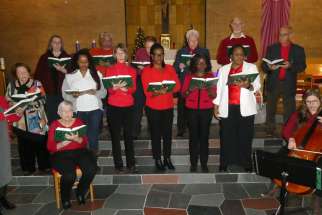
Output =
[
  {"x1": 213, "y1": 45, "x2": 260, "y2": 172},
  {"x1": 62, "y1": 49, "x2": 106, "y2": 152}
]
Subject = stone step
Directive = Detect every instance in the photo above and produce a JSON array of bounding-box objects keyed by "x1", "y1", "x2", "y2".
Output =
[{"x1": 9, "y1": 172, "x2": 271, "y2": 186}]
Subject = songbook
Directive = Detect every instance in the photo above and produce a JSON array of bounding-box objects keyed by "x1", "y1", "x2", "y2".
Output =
[
  {"x1": 4, "y1": 95, "x2": 38, "y2": 116},
  {"x1": 102, "y1": 75, "x2": 133, "y2": 89},
  {"x1": 227, "y1": 72, "x2": 259, "y2": 84},
  {"x1": 147, "y1": 80, "x2": 176, "y2": 92},
  {"x1": 180, "y1": 54, "x2": 195, "y2": 68},
  {"x1": 131, "y1": 61, "x2": 150, "y2": 69},
  {"x1": 64, "y1": 87, "x2": 94, "y2": 95},
  {"x1": 227, "y1": 45, "x2": 250, "y2": 56},
  {"x1": 47, "y1": 57, "x2": 71, "y2": 68},
  {"x1": 54, "y1": 125, "x2": 87, "y2": 142},
  {"x1": 10, "y1": 90, "x2": 42, "y2": 102},
  {"x1": 262, "y1": 58, "x2": 285, "y2": 66},
  {"x1": 92, "y1": 55, "x2": 114, "y2": 66},
  {"x1": 189, "y1": 77, "x2": 218, "y2": 89}
]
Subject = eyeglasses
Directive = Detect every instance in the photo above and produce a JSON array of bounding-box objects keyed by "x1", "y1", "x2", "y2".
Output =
[{"x1": 306, "y1": 100, "x2": 320, "y2": 104}]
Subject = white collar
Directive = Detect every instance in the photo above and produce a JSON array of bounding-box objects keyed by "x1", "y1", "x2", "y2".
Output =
[{"x1": 230, "y1": 33, "x2": 246, "y2": 40}]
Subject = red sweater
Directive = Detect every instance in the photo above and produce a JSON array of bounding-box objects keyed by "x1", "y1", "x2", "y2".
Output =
[
  {"x1": 90, "y1": 48, "x2": 114, "y2": 73},
  {"x1": 142, "y1": 65, "x2": 181, "y2": 110},
  {"x1": 181, "y1": 73, "x2": 215, "y2": 109},
  {"x1": 282, "y1": 111, "x2": 318, "y2": 141},
  {"x1": 216, "y1": 35, "x2": 258, "y2": 65},
  {"x1": 0, "y1": 96, "x2": 21, "y2": 122},
  {"x1": 47, "y1": 118, "x2": 88, "y2": 153},
  {"x1": 105, "y1": 63, "x2": 136, "y2": 107}
]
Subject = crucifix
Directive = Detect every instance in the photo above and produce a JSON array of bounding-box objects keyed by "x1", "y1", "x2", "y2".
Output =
[{"x1": 161, "y1": 0, "x2": 170, "y2": 33}]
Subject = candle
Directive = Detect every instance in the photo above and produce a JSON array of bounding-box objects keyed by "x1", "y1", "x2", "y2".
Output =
[
  {"x1": 75, "y1": 40, "x2": 80, "y2": 52},
  {"x1": 91, "y1": 40, "x2": 96, "y2": 48},
  {"x1": 0, "y1": 58, "x2": 5, "y2": 70}
]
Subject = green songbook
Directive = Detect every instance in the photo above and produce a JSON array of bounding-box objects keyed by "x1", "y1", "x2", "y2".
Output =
[
  {"x1": 147, "y1": 80, "x2": 176, "y2": 92},
  {"x1": 102, "y1": 75, "x2": 133, "y2": 89},
  {"x1": 227, "y1": 72, "x2": 259, "y2": 85},
  {"x1": 317, "y1": 167, "x2": 322, "y2": 191},
  {"x1": 227, "y1": 45, "x2": 250, "y2": 56},
  {"x1": 92, "y1": 55, "x2": 114, "y2": 67},
  {"x1": 180, "y1": 54, "x2": 195, "y2": 68},
  {"x1": 262, "y1": 58, "x2": 285, "y2": 66},
  {"x1": 54, "y1": 125, "x2": 87, "y2": 142},
  {"x1": 48, "y1": 57, "x2": 71, "y2": 68},
  {"x1": 189, "y1": 77, "x2": 218, "y2": 89},
  {"x1": 64, "y1": 87, "x2": 94, "y2": 95},
  {"x1": 131, "y1": 61, "x2": 150, "y2": 69},
  {"x1": 4, "y1": 95, "x2": 38, "y2": 116}
]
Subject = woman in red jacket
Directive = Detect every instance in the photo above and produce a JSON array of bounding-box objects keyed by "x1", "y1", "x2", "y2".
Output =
[
  {"x1": 181, "y1": 54, "x2": 216, "y2": 172},
  {"x1": 105, "y1": 43, "x2": 137, "y2": 173},
  {"x1": 142, "y1": 43, "x2": 181, "y2": 170},
  {"x1": 47, "y1": 101, "x2": 97, "y2": 209}
]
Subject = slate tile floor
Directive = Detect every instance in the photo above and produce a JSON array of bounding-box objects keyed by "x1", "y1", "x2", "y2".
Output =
[{"x1": 3, "y1": 184, "x2": 321, "y2": 215}]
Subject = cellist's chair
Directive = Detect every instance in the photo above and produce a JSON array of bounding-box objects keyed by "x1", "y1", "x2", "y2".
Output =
[{"x1": 52, "y1": 167, "x2": 94, "y2": 209}]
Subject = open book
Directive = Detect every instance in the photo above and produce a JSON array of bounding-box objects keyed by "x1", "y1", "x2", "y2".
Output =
[
  {"x1": 131, "y1": 61, "x2": 150, "y2": 68},
  {"x1": 180, "y1": 54, "x2": 195, "y2": 68},
  {"x1": 189, "y1": 77, "x2": 218, "y2": 89},
  {"x1": 147, "y1": 80, "x2": 176, "y2": 92},
  {"x1": 227, "y1": 72, "x2": 259, "y2": 85},
  {"x1": 54, "y1": 125, "x2": 87, "y2": 142},
  {"x1": 10, "y1": 90, "x2": 42, "y2": 102},
  {"x1": 64, "y1": 87, "x2": 94, "y2": 95},
  {"x1": 102, "y1": 75, "x2": 133, "y2": 89},
  {"x1": 262, "y1": 58, "x2": 285, "y2": 66},
  {"x1": 227, "y1": 45, "x2": 250, "y2": 56},
  {"x1": 48, "y1": 57, "x2": 71, "y2": 68},
  {"x1": 92, "y1": 55, "x2": 114, "y2": 66},
  {"x1": 4, "y1": 95, "x2": 38, "y2": 116}
]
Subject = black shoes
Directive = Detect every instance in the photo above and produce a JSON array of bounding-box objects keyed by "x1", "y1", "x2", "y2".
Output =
[
  {"x1": 127, "y1": 165, "x2": 138, "y2": 174},
  {"x1": 219, "y1": 165, "x2": 227, "y2": 172},
  {"x1": 190, "y1": 165, "x2": 197, "y2": 172},
  {"x1": 201, "y1": 165, "x2": 209, "y2": 173},
  {"x1": 155, "y1": 159, "x2": 165, "y2": 171},
  {"x1": 0, "y1": 197, "x2": 16, "y2": 210},
  {"x1": 62, "y1": 200, "x2": 72, "y2": 210},
  {"x1": 164, "y1": 158, "x2": 175, "y2": 170},
  {"x1": 75, "y1": 189, "x2": 86, "y2": 205}
]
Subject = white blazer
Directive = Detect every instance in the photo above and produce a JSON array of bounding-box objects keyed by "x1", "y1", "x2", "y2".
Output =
[{"x1": 213, "y1": 61, "x2": 261, "y2": 118}]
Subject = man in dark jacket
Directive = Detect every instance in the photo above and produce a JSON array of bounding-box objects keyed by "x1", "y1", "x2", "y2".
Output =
[
  {"x1": 173, "y1": 29, "x2": 212, "y2": 136},
  {"x1": 262, "y1": 26, "x2": 306, "y2": 136}
]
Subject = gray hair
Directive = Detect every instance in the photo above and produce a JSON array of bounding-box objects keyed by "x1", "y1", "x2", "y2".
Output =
[
  {"x1": 186, "y1": 29, "x2": 199, "y2": 41},
  {"x1": 57, "y1": 100, "x2": 73, "y2": 115}
]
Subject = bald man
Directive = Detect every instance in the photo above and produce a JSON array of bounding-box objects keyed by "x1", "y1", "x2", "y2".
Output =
[
  {"x1": 216, "y1": 17, "x2": 258, "y2": 65},
  {"x1": 262, "y1": 26, "x2": 306, "y2": 136}
]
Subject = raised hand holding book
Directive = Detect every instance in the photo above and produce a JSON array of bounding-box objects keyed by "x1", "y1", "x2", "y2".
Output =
[
  {"x1": 180, "y1": 54, "x2": 194, "y2": 70},
  {"x1": 131, "y1": 61, "x2": 150, "y2": 69},
  {"x1": 48, "y1": 57, "x2": 71, "y2": 68},
  {"x1": 54, "y1": 125, "x2": 87, "y2": 142},
  {"x1": 92, "y1": 55, "x2": 114, "y2": 66},
  {"x1": 227, "y1": 73, "x2": 259, "y2": 85},
  {"x1": 10, "y1": 90, "x2": 42, "y2": 102},
  {"x1": 4, "y1": 95, "x2": 38, "y2": 116},
  {"x1": 189, "y1": 77, "x2": 218, "y2": 89},
  {"x1": 262, "y1": 58, "x2": 285, "y2": 66},
  {"x1": 147, "y1": 80, "x2": 176, "y2": 92},
  {"x1": 102, "y1": 75, "x2": 133, "y2": 89}
]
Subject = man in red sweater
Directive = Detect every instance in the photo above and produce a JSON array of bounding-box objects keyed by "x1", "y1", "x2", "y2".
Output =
[{"x1": 216, "y1": 17, "x2": 258, "y2": 65}]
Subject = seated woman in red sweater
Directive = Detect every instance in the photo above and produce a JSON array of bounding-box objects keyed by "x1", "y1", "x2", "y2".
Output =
[
  {"x1": 47, "y1": 101, "x2": 97, "y2": 210},
  {"x1": 104, "y1": 43, "x2": 137, "y2": 173},
  {"x1": 181, "y1": 54, "x2": 216, "y2": 173},
  {"x1": 141, "y1": 43, "x2": 181, "y2": 171},
  {"x1": 282, "y1": 88, "x2": 322, "y2": 149}
]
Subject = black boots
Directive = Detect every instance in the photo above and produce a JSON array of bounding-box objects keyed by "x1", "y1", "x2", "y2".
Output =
[
  {"x1": 155, "y1": 159, "x2": 165, "y2": 171},
  {"x1": 164, "y1": 158, "x2": 175, "y2": 170},
  {"x1": 0, "y1": 197, "x2": 16, "y2": 210}
]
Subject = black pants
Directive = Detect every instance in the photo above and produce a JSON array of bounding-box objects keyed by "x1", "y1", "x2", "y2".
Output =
[
  {"x1": 177, "y1": 95, "x2": 187, "y2": 133},
  {"x1": 219, "y1": 105, "x2": 255, "y2": 169},
  {"x1": 146, "y1": 107, "x2": 173, "y2": 159},
  {"x1": 187, "y1": 108, "x2": 213, "y2": 166},
  {"x1": 107, "y1": 105, "x2": 135, "y2": 168},
  {"x1": 51, "y1": 149, "x2": 97, "y2": 202},
  {"x1": 14, "y1": 128, "x2": 50, "y2": 172},
  {"x1": 266, "y1": 80, "x2": 296, "y2": 131},
  {"x1": 132, "y1": 76, "x2": 145, "y2": 137},
  {"x1": 0, "y1": 186, "x2": 8, "y2": 198},
  {"x1": 45, "y1": 95, "x2": 63, "y2": 125}
]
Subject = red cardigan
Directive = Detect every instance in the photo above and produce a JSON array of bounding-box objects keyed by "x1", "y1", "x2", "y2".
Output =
[
  {"x1": 105, "y1": 63, "x2": 137, "y2": 107},
  {"x1": 0, "y1": 96, "x2": 21, "y2": 122},
  {"x1": 181, "y1": 72, "x2": 215, "y2": 110},
  {"x1": 282, "y1": 111, "x2": 318, "y2": 141},
  {"x1": 216, "y1": 35, "x2": 258, "y2": 65},
  {"x1": 47, "y1": 118, "x2": 88, "y2": 153},
  {"x1": 142, "y1": 65, "x2": 181, "y2": 110}
]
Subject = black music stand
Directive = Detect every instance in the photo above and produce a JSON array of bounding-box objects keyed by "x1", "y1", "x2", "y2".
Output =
[{"x1": 253, "y1": 150, "x2": 317, "y2": 215}]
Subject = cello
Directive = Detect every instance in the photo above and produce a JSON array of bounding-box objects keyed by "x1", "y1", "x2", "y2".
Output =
[{"x1": 274, "y1": 110, "x2": 322, "y2": 195}]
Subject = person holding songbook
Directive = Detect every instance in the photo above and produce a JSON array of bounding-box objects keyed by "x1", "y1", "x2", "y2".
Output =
[
  {"x1": 47, "y1": 101, "x2": 97, "y2": 210},
  {"x1": 142, "y1": 43, "x2": 181, "y2": 170},
  {"x1": 104, "y1": 43, "x2": 137, "y2": 173},
  {"x1": 6, "y1": 63, "x2": 50, "y2": 176},
  {"x1": 173, "y1": 29, "x2": 212, "y2": 137},
  {"x1": 132, "y1": 36, "x2": 156, "y2": 139},
  {"x1": 34, "y1": 35, "x2": 71, "y2": 125},
  {"x1": 90, "y1": 32, "x2": 114, "y2": 73},
  {"x1": 216, "y1": 17, "x2": 258, "y2": 65},
  {"x1": 213, "y1": 45, "x2": 260, "y2": 172},
  {"x1": 62, "y1": 49, "x2": 106, "y2": 152},
  {"x1": 262, "y1": 26, "x2": 306, "y2": 136},
  {"x1": 181, "y1": 54, "x2": 216, "y2": 173},
  {"x1": 0, "y1": 96, "x2": 22, "y2": 214}
]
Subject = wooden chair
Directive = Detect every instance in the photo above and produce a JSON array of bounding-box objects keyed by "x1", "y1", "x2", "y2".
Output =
[{"x1": 52, "y1": 167, "x2": 94, "y2": 209}]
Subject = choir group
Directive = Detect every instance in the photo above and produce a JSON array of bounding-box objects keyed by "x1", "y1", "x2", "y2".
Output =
[{"x1": 1, "y1": 17, "x2": 321, "y2": 211}]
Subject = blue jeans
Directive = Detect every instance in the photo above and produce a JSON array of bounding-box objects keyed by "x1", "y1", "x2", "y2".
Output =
[{"x1": 77, "y1": 109, "x2": 103, "y2": 151}]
